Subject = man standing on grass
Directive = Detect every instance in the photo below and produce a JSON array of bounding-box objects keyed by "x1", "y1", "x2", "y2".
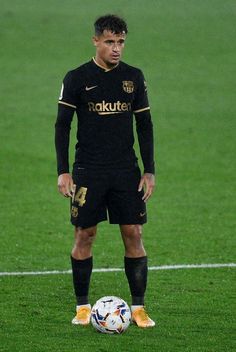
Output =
[{"x1": 55, "y1": 14, "x2": 155, "y2": 328}]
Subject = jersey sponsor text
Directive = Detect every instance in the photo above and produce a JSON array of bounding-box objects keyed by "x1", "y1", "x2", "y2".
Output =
[{"x1": 88, "y1": 100, "x2": 131, "y2": 115}]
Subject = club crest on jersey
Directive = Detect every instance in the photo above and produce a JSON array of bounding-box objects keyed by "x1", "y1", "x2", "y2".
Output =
[{"x1": 122, "y1": 81, "x2": 134, "y2": 93}]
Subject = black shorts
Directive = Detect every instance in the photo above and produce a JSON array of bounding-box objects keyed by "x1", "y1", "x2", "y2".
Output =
[{"x1": 70, "y1": 166, "x2": 147, "y2": 228}]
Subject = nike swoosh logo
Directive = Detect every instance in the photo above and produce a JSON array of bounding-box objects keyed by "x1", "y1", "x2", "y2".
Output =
[
  {"x1": 139, "y1": 212, "x2": 146, "y2": 217},
  {"x1": 85, "y1": 85, "x2": 98, "y2": 91}
]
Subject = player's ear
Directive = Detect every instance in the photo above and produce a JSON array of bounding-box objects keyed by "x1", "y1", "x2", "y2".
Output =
[{"x1": 92, "y1": 36, "x2": 99, "y2": 47}]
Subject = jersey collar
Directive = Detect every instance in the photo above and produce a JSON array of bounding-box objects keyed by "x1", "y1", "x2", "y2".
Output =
[{"x1": 92, "y1": 57, "x2": 119, "y2": 72}]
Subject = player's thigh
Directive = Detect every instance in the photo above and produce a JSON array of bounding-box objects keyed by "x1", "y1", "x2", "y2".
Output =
[
  {"x1": 71, "y1": 168, "x2": 108, "y2": 228},
  {"x1": 107, "y1": 167, "x2": 147, "y2": 225}
]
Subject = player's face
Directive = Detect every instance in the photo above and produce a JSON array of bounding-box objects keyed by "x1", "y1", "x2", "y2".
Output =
[{"x1": 93, "y1": 30, "x2": 126, "y2": 69}]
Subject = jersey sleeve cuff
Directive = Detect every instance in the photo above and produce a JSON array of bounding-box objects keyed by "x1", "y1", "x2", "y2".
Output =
[
  {"x1": 144, "y1": 164, "x2": 155, "y2": 175},
  {"x1": 57, "y1": 168, "x2": 70, "y2": 176}
]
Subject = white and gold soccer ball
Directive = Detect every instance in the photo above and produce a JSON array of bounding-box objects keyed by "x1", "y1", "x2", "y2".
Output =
[{"x1": 91, "y1": 296, "x2": 131, "y2": 334}]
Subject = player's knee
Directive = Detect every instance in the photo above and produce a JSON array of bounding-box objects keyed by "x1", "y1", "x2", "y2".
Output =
[
  {"x1": 121, "y1": 225, "x2": 143, "y2": 247},
  {"x1": 121, "y1": 225, "x2": 145, "y2": 257},
  {"x1": 74, "y1": 227, "x2": 97, "y2": 247},
  {"x1": 123, "y1": 225, "x2": 142, "y2": 240},
  {"x1": 133, "y1": 225, "x2": 142, "y2": 239}
]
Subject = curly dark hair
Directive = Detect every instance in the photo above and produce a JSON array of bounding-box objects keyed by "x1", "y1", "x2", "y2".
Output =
[{"x1": 94, "y1": 14, "x2": 128, "y2": 35}]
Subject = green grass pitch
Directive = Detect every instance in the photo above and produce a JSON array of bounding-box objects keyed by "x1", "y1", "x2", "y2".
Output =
[{"x1": 0, "y1": 0, "x2": 235, "y2": 351}]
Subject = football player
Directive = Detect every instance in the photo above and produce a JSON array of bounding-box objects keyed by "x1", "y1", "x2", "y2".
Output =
[{"x1": 55, "y1": 14, "x2": 156, "y2": 328}]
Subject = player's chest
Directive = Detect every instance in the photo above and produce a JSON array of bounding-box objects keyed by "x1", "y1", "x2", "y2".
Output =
[{"x1": 77, "y1": 75, "x2": 136, "y2": 104}]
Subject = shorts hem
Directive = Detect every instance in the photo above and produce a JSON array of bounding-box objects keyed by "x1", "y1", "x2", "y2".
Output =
[
  {"x1": 109, "y1": 220, "x2": 147, "y2": 225},
  {"x1": 71, "y1": 217, "x2": 107, "y2": 229}
]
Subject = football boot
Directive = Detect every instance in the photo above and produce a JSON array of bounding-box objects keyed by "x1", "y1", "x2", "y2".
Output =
[
  {"x1": 72, "y1": 304, "x2": 91, "y2": 325},
  {"x1": 132, "y1": 306, "x2": 155, "y2": 328}
]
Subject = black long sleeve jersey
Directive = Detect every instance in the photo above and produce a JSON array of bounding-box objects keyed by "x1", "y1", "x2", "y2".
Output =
[{"x1": 55, "y1": 58, "x2": 155, "y2": 175}]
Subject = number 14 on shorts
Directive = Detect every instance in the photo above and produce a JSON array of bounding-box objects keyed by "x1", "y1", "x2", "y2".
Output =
[{"x1": 72, "y1": 187, "x2": 88, "y2": 207}]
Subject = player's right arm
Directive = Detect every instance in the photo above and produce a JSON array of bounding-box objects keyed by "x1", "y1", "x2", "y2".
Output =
[{"x1": 55, "y1": 71, "x2": 77, "y2": 197}]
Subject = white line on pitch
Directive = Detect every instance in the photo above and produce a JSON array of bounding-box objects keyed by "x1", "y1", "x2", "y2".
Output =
[{"x1": 0, "y1": 263, "x2": 235, "y2": 277}]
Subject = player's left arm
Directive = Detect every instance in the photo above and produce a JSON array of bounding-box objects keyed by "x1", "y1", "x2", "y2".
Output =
[
  {"x1": 133, "y1": 70, "x2": 155, "y2": 202},
  {"x1": 138, "y1": 172, "x2": 155, "y2": 203},
  {"x1": 135, "y1": 109, "x2": 155, "y2": 202}
]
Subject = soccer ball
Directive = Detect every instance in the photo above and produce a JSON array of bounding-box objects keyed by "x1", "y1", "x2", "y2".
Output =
[{"x1": 91, "y1": 296, "x2": 131, "y2": 334}]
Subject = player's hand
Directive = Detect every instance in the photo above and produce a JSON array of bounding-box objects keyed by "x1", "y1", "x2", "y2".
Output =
[
  {"x1": 138, "y1": 173, "x2": 155, "y2": 202},
  {"x1": 57, "y1": 173, "x2": 75, "y2": 198}
]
